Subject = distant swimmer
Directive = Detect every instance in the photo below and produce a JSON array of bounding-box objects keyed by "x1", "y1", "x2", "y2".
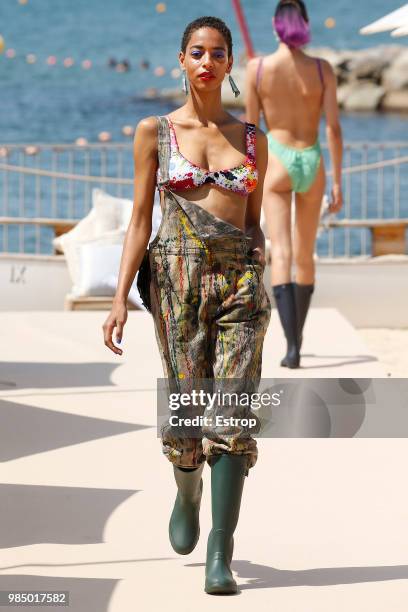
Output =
[
  {"x1": 116, "y1": 59, "x2": 130, "y2": 72},
  {"x1": 245, "y1": 0, "x2": 343, "y2": 369},
  {"x1": 139, "y1": 59, "x2": 150, "y2": 70}
]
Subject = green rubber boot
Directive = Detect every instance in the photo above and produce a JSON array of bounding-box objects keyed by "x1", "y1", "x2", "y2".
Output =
[
  {"x1": 205, "y1": 454, "x2": 247, "y2": 595},
  {"x1": 169, "y1": 463, "x2": 204, "y2": 555}
]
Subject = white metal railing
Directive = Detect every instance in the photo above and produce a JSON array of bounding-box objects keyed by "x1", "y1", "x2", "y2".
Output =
[{"x1": 0, "y1": 142, "x2": 407, "y2": 257}]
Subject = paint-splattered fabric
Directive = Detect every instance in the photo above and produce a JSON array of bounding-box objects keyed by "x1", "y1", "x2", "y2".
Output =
[
  {"x1": 149, "y1": 116, "x2": 271, "y2": 475},
  {"x1": 156, "y1": 116, "x2": 258, "y2": 196}
]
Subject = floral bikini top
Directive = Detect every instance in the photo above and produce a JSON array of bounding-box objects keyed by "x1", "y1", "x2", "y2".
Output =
[{"x1": 157, "y1": 116, "x2": 258, "y2": 197}]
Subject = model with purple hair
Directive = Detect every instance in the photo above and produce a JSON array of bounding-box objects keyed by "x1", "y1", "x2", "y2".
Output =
[
  {"x1": 274, "y1": 0, "x2": 311, "y2": 48},
  {"x1": 245, "y1": 0, "x2": 344, "y2": 369}
]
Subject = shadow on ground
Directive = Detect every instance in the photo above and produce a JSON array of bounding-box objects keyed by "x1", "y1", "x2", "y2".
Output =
[
  {"x1": 187, "y1": 559, "x2": 408, "y2": 590},
  {"x1": 0, "y1": 400, "x2": 150, "y2": 461},
  {"x1": 0, "y1": 575, "x2": 116, "y2": 612},
  {"x1": 0, "y1": 362, "x2": 120, "y2": 390},
  {"x1": 0, "y1": 484, "x2": 138, "y2": 548}
]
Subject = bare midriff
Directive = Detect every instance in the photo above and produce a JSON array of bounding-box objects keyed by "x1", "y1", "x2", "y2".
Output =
[{"x1": 171, "y1": 184, "x2": 248, "y2": 233}]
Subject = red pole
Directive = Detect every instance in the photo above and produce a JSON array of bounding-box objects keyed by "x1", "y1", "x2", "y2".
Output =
[{"x1": 231, "y1": 0, "x2": 256, "y2": 59}]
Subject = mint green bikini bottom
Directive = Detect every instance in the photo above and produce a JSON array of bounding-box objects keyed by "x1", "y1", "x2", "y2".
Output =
[{"x1": 267, "y1": 132, "x2": 322, "y2": 193}]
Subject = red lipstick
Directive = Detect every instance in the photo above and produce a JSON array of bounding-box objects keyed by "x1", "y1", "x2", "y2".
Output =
[{"x1": 199, "y1": 71, "x2": 215, "y2": 80}]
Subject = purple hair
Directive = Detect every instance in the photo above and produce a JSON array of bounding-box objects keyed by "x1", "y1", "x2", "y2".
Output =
[{"x1": 274, "y1": 1, "x2": 311, "y2": 49}]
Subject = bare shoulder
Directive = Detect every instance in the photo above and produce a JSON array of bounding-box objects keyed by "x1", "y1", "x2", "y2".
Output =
[
  {"x1": 246, "y1": 56, "x2": 261, "y2": 74},
  {"x1": 134, "y1": 115, "x2": 159, "y2": 139},
  {"x1": 318, "y1": 58, "x2": 336, "y2": 81},
  {"x1": 246, "y1": 53, "x2": 276, "y2": 73},
  {"x1": 133, "y1": 115, "x2": 159, "y2": 153}
]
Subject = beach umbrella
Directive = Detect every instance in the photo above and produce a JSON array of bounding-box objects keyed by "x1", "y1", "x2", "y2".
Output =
[
  {"x1": 359, "y1": 4, "x2": 408, "y2": 36},
  {"x1": 391, "y1": 23, "x2": 408, "y2": 36}
]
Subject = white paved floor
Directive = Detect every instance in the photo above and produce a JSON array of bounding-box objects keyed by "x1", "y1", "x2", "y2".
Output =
[{"x1": 1, "y1": 310, "x2": 407, "y2": 611}]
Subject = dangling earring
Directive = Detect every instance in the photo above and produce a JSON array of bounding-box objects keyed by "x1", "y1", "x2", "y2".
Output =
[
  {"x1": 228, "y1": 74, "x2": 240, "y2": 98},
  {"x1": 182, "y1": 70, "x2": 189, "y2": 95}
]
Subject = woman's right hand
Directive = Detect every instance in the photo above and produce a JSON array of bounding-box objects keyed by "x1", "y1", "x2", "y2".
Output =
[{"x1": 102, "y1": 299, "x2": 128, "y2": 355}]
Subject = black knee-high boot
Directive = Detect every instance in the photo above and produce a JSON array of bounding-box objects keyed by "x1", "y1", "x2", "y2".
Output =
[
  {"x1": 294, "y1": 283, "x2": 314, "y2": 350},
  {"x1": 205, "y1": 454, "x2": 247, "y2": 595},
  {"x1": 169, "y1": 463, "x2": 204, "y2": 555},
  {"x1": 273, "y1": 283, "x2": 300, "y2": 368}
]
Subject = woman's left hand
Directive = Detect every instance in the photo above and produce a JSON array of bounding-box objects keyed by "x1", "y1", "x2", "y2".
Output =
[{"x1": 329, "y1": 184, "x2": 343, "y2": 213}]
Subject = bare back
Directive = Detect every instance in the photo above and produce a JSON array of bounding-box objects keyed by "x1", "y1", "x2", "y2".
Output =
[{"x1": 257, "y1": 49, "x2": 324, "y2": 148}]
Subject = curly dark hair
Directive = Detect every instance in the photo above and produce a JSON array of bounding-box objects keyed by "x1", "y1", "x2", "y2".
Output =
[{"x1": 181, "y1": 16, "x2": 233, "y2": 57}]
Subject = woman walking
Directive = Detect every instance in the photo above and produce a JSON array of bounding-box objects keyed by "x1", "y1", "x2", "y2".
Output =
[
  {"x1": 103, "y1": 16, "x2": 271, "y2": 594},
  {"x1": 245, "y1": 0, "x2": 343, "y2": 368}
]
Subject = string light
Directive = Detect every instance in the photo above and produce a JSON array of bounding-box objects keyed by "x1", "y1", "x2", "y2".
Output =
[
  {"x1": 122, "y1": 125, "x2": 135, "y2": 137},
  {"x1": 325, "y1": 17, "x2": 336, "y2": 29},
  {"x1": 98, "y1": 131, "x2": 111, "y2": 142},
  {"x1": 145, "y1": 87, "x2": 158, "y2": 99},
  {"x1": 24, "y1": 145, "x2": 39, "y2": 155},
  {"x1": 2, "y1": 45, "x2": 173, "y2": 80},
  {"x1": 75, "y1": 137, "x2": 88, "y2": 146},
  {"x1": 156, "y1": 3, "x2": 166, "y2": 13}
]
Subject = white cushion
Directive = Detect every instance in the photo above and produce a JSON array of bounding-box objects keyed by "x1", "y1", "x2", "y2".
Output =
[
  {"x1": 53, "y1": 207, "x2": 98, "y2": 254},
  {"x1": 53, "y1": 187, "x2": 162, "y2": 252},
  {"x1": 53, "y1": 186, "x2": 162, "y2": 301},
  {"x1": 103, "y1": 275, "x2": 145, "y2": 310},
  {"x1": 53, "y1": 189, "x2": 134, "y2": 259},
  {"x1": 77, "y1": 243, "x2": 122, "y2": 296},
  {"x1": 68, "y1": 229, "x2": 126, "y2": 296},
  {"x1": 120, "y1": 199, "x2": 134, "y2": 230},
  {"x1": 75, "y1": 240, "x2": 146, "y2": 309},
  {"x1": 92, "y1": 188, "x2": 133, "y2": 233}
]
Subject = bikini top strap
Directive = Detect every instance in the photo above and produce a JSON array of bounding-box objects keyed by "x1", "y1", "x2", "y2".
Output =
[
  {"x1": 316, "y1": 58, "x2": 324, "y2": 84},
  {"x1": 316, "y1": 58, "x2": 325, "y2": 103},
  {"x1": 256, "y1": 56, "x2": 264, "y2": 93},
  {"x1": 245, "y1": 122, "x2": 256, "y2": 163},
  {"x1": 156, "y1": 115, "x2": 170, "y2": 187}
]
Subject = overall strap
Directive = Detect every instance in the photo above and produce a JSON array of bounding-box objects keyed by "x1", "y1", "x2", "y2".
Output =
[{"x1": 156, "y1": 115, "x2": 171, "y2": 187}]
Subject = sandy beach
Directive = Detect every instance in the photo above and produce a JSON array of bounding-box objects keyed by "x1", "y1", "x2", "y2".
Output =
[{"x1": 358, "y1": 328, "x2": 408, "y2": 377}]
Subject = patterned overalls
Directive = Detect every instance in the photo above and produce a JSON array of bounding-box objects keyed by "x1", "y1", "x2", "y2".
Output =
[{"x1": 149, "y1": 116, "x2": 271, "y2": 474}]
